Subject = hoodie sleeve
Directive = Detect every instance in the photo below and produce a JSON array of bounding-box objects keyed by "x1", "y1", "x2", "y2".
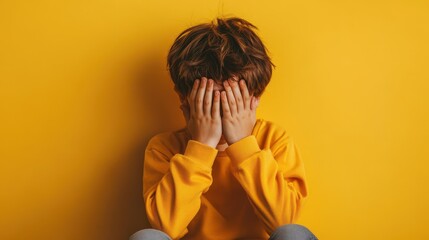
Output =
[
  {"x1": 225, "y1": 131, "x2": 308, "y2": 235},
  {"x1": 143, "y1": 137, "x2": 218, "y2": 240}
]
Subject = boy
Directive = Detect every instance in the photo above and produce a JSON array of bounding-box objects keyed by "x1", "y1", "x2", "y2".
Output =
[{"x1": 130, "y1": 17, "x2": 318, "y2": 240}]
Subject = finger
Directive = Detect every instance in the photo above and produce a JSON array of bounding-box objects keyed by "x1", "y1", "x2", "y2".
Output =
[
  {"x1": 188, "y1": 79, "x2": 199, "y2": 116},
  {"x1": 223, "y1": 80, "x2": 237, "y2": 116},
  {"x1": 220, "y1": 91, "x2": 231, "y2": 117},
  {"x1": 212, "y1": 90, "x2": 220, "y2": 119},
  {"x1": 196, "y1": 77, "x2": 207, "y2": 115},
  {"x1": 203, "y1": 79, "x2": 213, "y2": 115},
  {"x1": 228, "y1": 78, "x2": 244, "y2": 112},
  {"x1": 239, "y1": 79, "x2": 251, "y2": 110}
]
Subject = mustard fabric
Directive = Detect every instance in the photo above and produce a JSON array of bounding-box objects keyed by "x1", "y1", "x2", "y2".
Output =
[{"x1": 143, "y1": 118, "x2": 308, "y2": 240}]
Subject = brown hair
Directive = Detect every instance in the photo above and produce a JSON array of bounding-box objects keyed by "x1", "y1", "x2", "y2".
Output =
[{"x1": 167, "y1": 17, "x2": 275, "y2": 99}]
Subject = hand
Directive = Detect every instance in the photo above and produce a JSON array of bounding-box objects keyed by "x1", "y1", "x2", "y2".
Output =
[
  {"x1": 183, "y1": 77, "x2": 222, "y2": 148},
  {"x1": 220, "y1": 78, "x2": 260, "y2": 145}
]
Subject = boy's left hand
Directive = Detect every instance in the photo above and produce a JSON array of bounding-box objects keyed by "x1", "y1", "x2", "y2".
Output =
[{"x1": 221, "y1": 78, "x2": 260, "y2": 145}]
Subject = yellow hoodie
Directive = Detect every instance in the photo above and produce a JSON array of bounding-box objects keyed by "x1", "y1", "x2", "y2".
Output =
[{"x1": 143, "y1": 118, "x2": 308, "y2": 240}]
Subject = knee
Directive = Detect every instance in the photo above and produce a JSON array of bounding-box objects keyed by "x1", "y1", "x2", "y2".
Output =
[
  {"x1": 270, "y1": 224, "x2": 318, "y2": 240},
  {"x1": 129, "y1": 228, "x2": 172, "y2": 240}
]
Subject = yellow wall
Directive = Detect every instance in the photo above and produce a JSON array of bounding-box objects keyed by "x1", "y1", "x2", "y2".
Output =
[{"x1": 1, "y1": 0, "x2": 428, "y2": 239}]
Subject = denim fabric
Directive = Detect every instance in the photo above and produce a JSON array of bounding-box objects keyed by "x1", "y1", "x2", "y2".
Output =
[
  {"x1": 269, "y1": 224, "x2": 318, "y2": 240},
  {"x1": 129, "y1": 229, "x2": 172, "y2": 240},
  {"x1": 130, "y1": 224, "x2": 318, "y2": 240}
]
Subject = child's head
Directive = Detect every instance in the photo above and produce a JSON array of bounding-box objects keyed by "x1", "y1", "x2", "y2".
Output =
[{"x1": 167, "y1": 17, "x2": 275, "y2": 101}]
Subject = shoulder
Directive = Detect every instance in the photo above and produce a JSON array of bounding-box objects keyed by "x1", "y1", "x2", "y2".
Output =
[
  {"x1": 254, "y1": 118, "x2": 293, "y2": 149},
  {"x1": 146, "y1": 127, "x2": 189, "y2": 158}
]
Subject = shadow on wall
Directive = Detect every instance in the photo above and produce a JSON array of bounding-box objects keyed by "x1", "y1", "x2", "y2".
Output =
[{"x1": 85, "y1": 41, "x2": 180, "y2": 239}]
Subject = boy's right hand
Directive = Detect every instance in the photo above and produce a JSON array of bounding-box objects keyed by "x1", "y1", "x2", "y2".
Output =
[{"x1": 185, "y1": 77, "x2": 222, "y2": 148}]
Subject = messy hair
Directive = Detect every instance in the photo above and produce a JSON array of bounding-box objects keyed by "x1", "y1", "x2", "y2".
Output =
[{"x1": 167, "y1": 17, "x2": 275, "y2": 98}]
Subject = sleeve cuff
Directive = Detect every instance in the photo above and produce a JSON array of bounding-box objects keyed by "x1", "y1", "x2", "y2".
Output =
[
  {"x1": 226, "y1": 135, "x2": 261, "y2": 167},
  {"x1": 184, "y1": 140, "x2": 218, "y2": 168}
]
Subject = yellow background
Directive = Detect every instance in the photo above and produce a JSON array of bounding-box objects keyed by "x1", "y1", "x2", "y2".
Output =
[{"x1": 1, "y1": 0, "x2": 428, "y2": 239}]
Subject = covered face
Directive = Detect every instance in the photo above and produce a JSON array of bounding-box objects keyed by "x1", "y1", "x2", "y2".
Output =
[{"x1": 176, "y1": 77, "x2": 240, "y2": 120}]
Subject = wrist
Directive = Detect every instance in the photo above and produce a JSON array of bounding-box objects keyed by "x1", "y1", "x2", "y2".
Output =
[
  {"x1": 226, "y1": 136, "x2": 241, "y2": 145},
  {"x1": 193, "y1": 138, "x2": 218, "y2": 149}
]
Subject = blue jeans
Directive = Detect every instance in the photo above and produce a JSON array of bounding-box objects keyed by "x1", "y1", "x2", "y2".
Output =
[{"x1": 129, "y1": 224, "x2": 318, "y2": 240}]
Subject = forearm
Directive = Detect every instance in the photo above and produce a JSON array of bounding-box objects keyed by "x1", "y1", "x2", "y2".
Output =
[
  {"x1": 144, "y1": 140, "x2": 217, "y2": 239},
  {"x1": 232, "y1": 151, "x2": 305, "y2": 232},
  {"x1": 226, "y1": 135, "x2": 308, "y2": 234}
]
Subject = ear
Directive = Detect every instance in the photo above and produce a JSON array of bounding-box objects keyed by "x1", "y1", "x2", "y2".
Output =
[
  {"x1": 251, "y1": 95, "x2": 261, "y2": 110},
  {"x1": 174, "y1": 86, "x2": 186, "y2": 103},
  {"x1": 255, "y1": 96, "x2": 261, "y2": 107}
]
